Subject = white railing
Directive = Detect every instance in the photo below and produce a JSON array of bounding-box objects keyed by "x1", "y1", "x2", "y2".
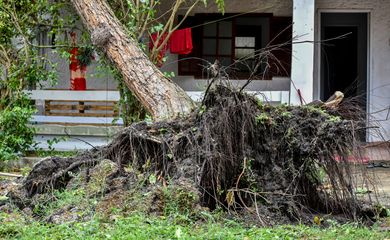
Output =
[
  {"x1": 24, "y1": 89, "x2": 289, "y2": 125},
  {"x1": 25, "y1": 90, "x2": 123, "y2": 125}
]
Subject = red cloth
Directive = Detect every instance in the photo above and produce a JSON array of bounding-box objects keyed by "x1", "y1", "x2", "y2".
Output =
[
  {"x1": 71, "y1": 78, "x2": 86, "y2": 90},
  {"x1": 150, "y1": 33, "x2": 169, "y2": 66},
  {"x1": 170, "y1": 28, "x2": 193, "y2": 55},
  {"x1": 69, "y1": 47, "x2": 87, "y2": 90}
]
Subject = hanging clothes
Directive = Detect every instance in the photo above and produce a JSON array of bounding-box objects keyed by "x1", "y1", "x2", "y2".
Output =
[
  {"x1": 149, "y1": 32, "x2": 169, "y2": 67},
  {"x1": 170, "y1": 28, "x2": 193, "y2": 55},
  {"x1": 69, "y1": 32, "x2": 87, "y2": 90},
  {"x1": 69, "y1": 47, "x2": 87, "y2": 90}
]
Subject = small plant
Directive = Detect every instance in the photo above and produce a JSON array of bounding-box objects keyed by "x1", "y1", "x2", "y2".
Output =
[
  {"x1": 162, "y1": 185, "x2": 199, "y2": 219},
  {"x1": 0, "y1": 105, "x2": 36, "y2": 161},
  {"x1": 163, "y1": 71, "x2": 175, "y2": 78},
  {"x1": 198, "y1": 105, "x2": 207, "y2": 115},
  {"x1": 76, "y1": 46, "x2": 95, "y2": 67},
  {"x1": 255, "y1": 112, "x2": 272, "y2": 125},
  {"x1": 46, "y1": 136, "x2": 68, "y2": 153}
]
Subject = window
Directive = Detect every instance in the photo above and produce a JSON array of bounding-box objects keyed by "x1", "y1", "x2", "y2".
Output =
[
  {"x1": 178, "y1": 14, "x2": 292, "y2": 79},
  {"x1": 202, "y1": 20, "x2": 233, "y2": 68}
]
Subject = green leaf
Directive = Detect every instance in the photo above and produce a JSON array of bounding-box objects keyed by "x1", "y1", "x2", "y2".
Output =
[
  {"x1": 215, "y1": 0, "x2": 225, "y2": 14},
  {"x1": 149, "y1": 174, "x2": 157, "y2": 184}
]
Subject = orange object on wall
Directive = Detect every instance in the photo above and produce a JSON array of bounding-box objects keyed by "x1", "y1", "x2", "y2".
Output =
[
  {"x1": 69, "y1": 32, "x2": 86, "y2": 90},
  {"x1": 69, "y1": 47, "x2": 86, "y2": 90}
]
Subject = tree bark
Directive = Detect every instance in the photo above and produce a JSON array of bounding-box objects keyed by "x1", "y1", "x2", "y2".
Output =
[{"x1": 70, "y1": 0, "x2": 194, "y2": 120}]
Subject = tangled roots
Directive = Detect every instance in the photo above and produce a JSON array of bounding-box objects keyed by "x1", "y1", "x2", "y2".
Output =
[{"x1": 22, "y1": 86, "x2": 371, "y2": 224}]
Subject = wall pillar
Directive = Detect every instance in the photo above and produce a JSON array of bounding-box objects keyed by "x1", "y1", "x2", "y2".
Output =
[{"x1": 290, "y1": 0, "x2": 315, "y2": 104}]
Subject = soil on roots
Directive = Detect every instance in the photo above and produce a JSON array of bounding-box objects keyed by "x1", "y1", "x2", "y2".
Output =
[{"x1": 8, "y1": 86, "x2": 378, "y2": 225}]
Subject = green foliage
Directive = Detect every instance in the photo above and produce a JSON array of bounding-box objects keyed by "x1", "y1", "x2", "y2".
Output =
[
  {"x1": 46, "y1": 136, "x2": 68, "y2": 153},
  {"x1": 214, "y1": 0, "x2": 225, "y2": 14},
  {"x1": 255, "y1": 112, "x2": 272, "y2": 125},
  {"x1": 0, "y1": 102, "x2": 36, "y2": 161},
  {"x1": 32, "y1": 189, "x2": 89, "y2": 218},
  {"x1": 117, "y1": 78, "x2": 147, "y2": 126},
  {"x1": 162, "y1": 186, "x2": 198, "y2": 219},
  {"x1": 76, "y1": 46, "x2": 95, "y2": 67},
  {"x1": 0, "y1": 0, "x2": 78, "y2": 159}
]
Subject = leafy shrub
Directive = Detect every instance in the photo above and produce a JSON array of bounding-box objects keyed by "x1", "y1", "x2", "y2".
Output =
[{"x1": 0, "y1": 105, "x2": 36, "y2": 161}]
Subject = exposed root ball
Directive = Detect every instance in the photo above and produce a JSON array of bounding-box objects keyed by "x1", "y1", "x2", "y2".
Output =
[{"x1": 19, "y1": 86, "x2": 370, "y2": 224}]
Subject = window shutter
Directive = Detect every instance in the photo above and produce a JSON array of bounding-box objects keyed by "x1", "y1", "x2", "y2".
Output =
[{"x1": 269, "y1": 17, "x2": 292, "y2": 78}]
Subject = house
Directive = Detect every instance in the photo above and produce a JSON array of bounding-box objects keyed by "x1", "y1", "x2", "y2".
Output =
[{"x1": 28, "y1": 0, "x2": 390, "y2": 159}]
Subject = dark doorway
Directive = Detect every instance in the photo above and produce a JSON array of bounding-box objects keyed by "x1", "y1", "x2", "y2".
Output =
[{"x1": 320, "y1": 13, "x2": 368, "y2": 107}]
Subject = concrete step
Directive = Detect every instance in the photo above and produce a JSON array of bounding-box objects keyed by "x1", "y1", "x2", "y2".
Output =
[{"x1": 32, "y1": 124, "x2": 123, "y2": 151}]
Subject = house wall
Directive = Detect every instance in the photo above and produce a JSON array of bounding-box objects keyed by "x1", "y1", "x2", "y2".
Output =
[
  {"x1": 39, "y1": 24, "x2": 117, "y2": 91},
  {"x1": 41, "y1": 50, "x2": 117, "y2": 90},
  {"x1": 315, "y1": 0, "x2": 390, "y2": 141}
]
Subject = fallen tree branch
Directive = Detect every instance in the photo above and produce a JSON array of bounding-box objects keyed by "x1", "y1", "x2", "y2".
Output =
[
  {"x1": 0, "y1": 172, "x2": 23, "y2": 178},
  {"x1": 307, "y1": 91, "x2": 345, "y2": 109}
]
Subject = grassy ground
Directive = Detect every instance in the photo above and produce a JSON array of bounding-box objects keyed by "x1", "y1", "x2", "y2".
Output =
[
  {"x1": 1, "y1": 182, "x2": 390, "y2": 240},
  {"x1": 1, "y1": 212, "x2": 390, "y2": 240},
  {"x1": 1, "y1": 164, "x2": 390, "y2": 240}
]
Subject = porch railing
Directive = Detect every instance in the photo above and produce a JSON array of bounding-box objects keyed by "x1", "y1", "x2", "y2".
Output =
[{"x1": 24, "y1": 89, "x2": 289, "y2": 125}]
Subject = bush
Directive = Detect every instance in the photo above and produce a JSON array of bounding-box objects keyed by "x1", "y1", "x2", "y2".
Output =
[{"x1": 0, "y1": 105, "x2": 36, "y2": 161}]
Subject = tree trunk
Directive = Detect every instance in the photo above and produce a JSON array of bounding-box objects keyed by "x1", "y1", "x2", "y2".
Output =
[{"x1": 70, "y1": 0, "x2": 194, "y2": 120}]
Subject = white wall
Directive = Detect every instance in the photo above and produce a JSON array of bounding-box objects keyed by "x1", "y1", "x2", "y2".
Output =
[
  {"x1": 315, "y1": 0, "x2": 390, "y2": 141},
  {"x1": 290, "y1": 0, "x2": 315, "y2": 104}
]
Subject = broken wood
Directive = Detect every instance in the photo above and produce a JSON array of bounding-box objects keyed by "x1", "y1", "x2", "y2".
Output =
[
  {"x1": 307, "y1": 91, "x2": 345, "y2": 109},
  {"x1": 0, "y1": 172, "x2": 23, "y2": 178},
  {"x1": 324, "y1": 91, "x2": 344, "y2": 109}
]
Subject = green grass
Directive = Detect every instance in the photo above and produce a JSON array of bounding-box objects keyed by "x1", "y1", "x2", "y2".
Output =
[
  {"x1": 34, "y1": 150, "x2": 78, "y2": 158},
  {"x1": 1, "y1": 211, "x2": 389, "y2": 240},
  {"x1": 1, "y1": 185, "x2": 389, "y2": 239}
]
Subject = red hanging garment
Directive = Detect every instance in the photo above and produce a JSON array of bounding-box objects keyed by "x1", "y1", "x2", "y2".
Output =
[
  {"x1": 170, "y1": 28, "x2": 193, "y2": 55},
  {"x1": 69, "y1": 32, "x2": 87, "y2": 90},
  {"x1": 149, "y1": 33, "x2": 169, "y2": 66},
  {"x1": 69, "y1": 47, "x2": 87, "y2": 91}
]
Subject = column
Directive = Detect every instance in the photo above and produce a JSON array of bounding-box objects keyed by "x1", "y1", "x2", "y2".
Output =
[{"x1": 290, "y1": 0, "x2": 315, "y2": 104}]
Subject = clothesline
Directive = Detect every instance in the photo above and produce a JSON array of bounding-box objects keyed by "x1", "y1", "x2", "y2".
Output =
[
  {"x1": 149, "y1": 6, "x2": 273, "y2": 62},
  {"x1": 182, "y1": 5, "x2": 272, "y2": 30}
]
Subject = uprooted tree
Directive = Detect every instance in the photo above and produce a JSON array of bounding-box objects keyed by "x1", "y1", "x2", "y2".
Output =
[{"x1": 10, "y1": 86, "x2": 375, "y2": 225}]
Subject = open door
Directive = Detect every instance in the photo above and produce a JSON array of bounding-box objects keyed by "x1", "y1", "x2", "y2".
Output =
[{"x1": 320, "y1": 13, "x2": 368, "y2": 108}]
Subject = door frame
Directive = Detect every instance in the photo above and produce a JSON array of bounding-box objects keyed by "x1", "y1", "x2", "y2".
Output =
[{"x1": 315, "y1": 9, "x2": 371, "y2": 112}]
